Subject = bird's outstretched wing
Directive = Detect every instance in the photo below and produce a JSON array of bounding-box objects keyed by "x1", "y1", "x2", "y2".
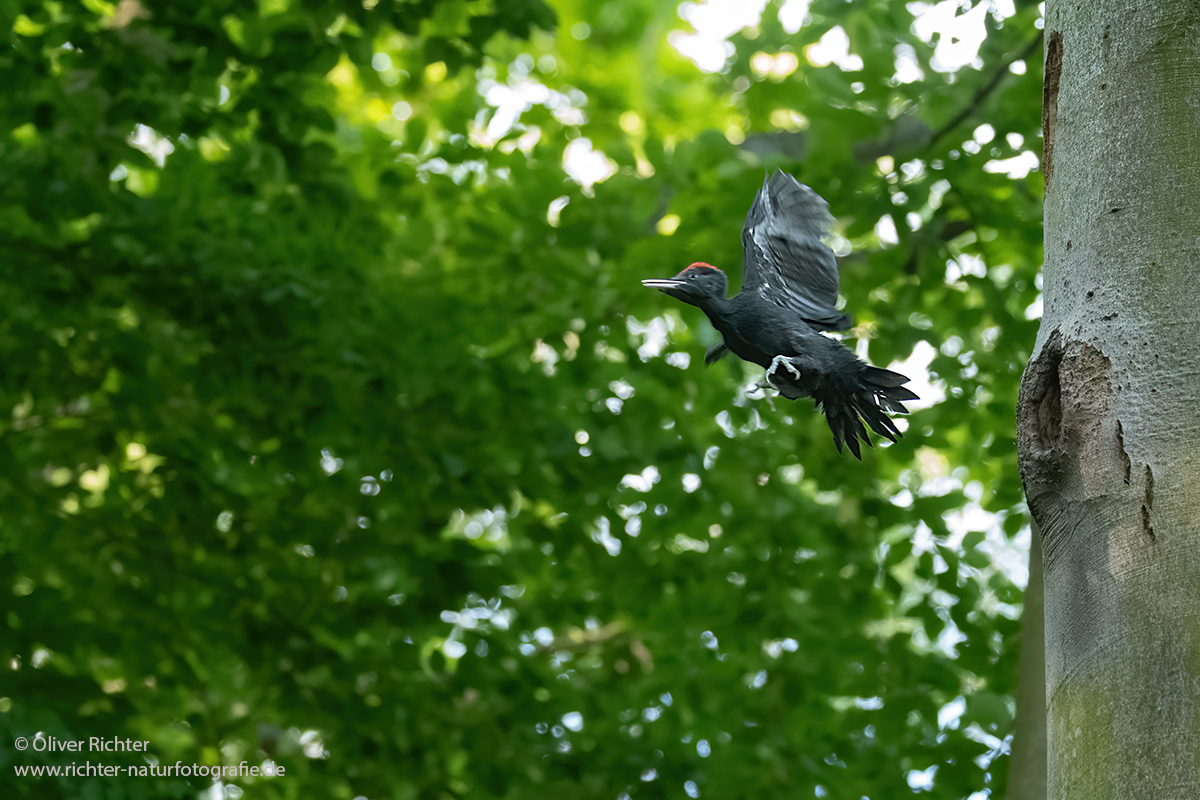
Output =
[{"x1": 741, "y1": 170, "x2": 851, "y2": 331}]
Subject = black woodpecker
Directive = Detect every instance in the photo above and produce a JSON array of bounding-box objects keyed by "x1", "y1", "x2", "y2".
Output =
[{"x1": 642, "y1": 170, "x2": 919, "y2": 459}]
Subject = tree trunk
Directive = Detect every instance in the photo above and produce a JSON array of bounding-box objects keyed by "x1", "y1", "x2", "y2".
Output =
[{"x1": 1017, "y1": 3, "x2": 1200, "y2": 798}]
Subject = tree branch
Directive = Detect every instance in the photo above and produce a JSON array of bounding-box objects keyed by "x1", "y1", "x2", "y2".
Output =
[{"x1": 927, "y1": 31, "x2": 1045, "y2": 152}]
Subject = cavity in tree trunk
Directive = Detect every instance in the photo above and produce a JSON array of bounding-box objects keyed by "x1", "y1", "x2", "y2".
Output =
[{"x1": 1016, "y1": 3, "x2": 1200, "y2": 799}]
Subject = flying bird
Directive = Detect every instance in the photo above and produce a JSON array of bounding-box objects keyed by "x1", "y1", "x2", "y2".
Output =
[{"x1": 642, "y1": 170, "x2": 918, "y2": 458}]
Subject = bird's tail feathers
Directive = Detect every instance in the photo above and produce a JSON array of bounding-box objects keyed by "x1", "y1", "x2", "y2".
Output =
[
  {"x1": 818, "y1": 367, "x2": 918, "y2": 459},
  {"x1": 863, "y1": 366, "x2": 919, "y2": 412}
]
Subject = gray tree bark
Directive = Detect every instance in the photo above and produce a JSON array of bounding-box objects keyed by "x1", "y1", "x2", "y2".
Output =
[{"x1": 1017, "y1": 3, "x2": 1200, "y2": 799}]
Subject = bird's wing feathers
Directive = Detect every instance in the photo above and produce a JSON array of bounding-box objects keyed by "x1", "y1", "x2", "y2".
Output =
[
  {"x1": 704, "y1": 340, "x2": 730, "y2": 365},
  {"x1": 741, "y1": 171, "x2": 851, "y2": 331}
]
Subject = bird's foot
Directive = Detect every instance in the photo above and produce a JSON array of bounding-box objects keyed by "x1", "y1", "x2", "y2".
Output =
[
  {"x1": 747, "y1": 381, "x2": 779, "y2": 411},
  {"x1": 747, "y1": 381, "x2": 776, "y2": 398},
  {"x1": 765, "y1": 355, "x2": 802, "y2": 385}
]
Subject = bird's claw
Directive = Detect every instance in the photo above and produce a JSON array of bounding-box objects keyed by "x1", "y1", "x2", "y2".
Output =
[
  {"x1": 765, "y1": 355, "x2": 802, "y2": 385},
  {"x1": 747, "y1": 381, "x2": 779, "y2": 411},
  {"x1": 747, "y1": 381, "x2": 773, "y2": 398}
]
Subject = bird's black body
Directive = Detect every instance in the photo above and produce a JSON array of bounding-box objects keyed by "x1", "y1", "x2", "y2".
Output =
[{"x1": 642, "y1": 170, "x2": 918, "y2": 459}]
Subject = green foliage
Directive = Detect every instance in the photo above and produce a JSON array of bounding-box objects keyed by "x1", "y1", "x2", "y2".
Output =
[{"x1": 1, "y1": 0, "x2": 1043, "y2": 798}]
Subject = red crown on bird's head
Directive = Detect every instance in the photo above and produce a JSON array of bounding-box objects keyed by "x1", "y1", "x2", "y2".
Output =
[{"x1": 683, "y1": 262, "x2": 717, "y2": 272}]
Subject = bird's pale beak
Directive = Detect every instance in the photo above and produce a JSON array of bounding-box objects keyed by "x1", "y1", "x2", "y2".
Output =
[{"x1": 641, "y1": 279, "x2": 685, "y2": 289}]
